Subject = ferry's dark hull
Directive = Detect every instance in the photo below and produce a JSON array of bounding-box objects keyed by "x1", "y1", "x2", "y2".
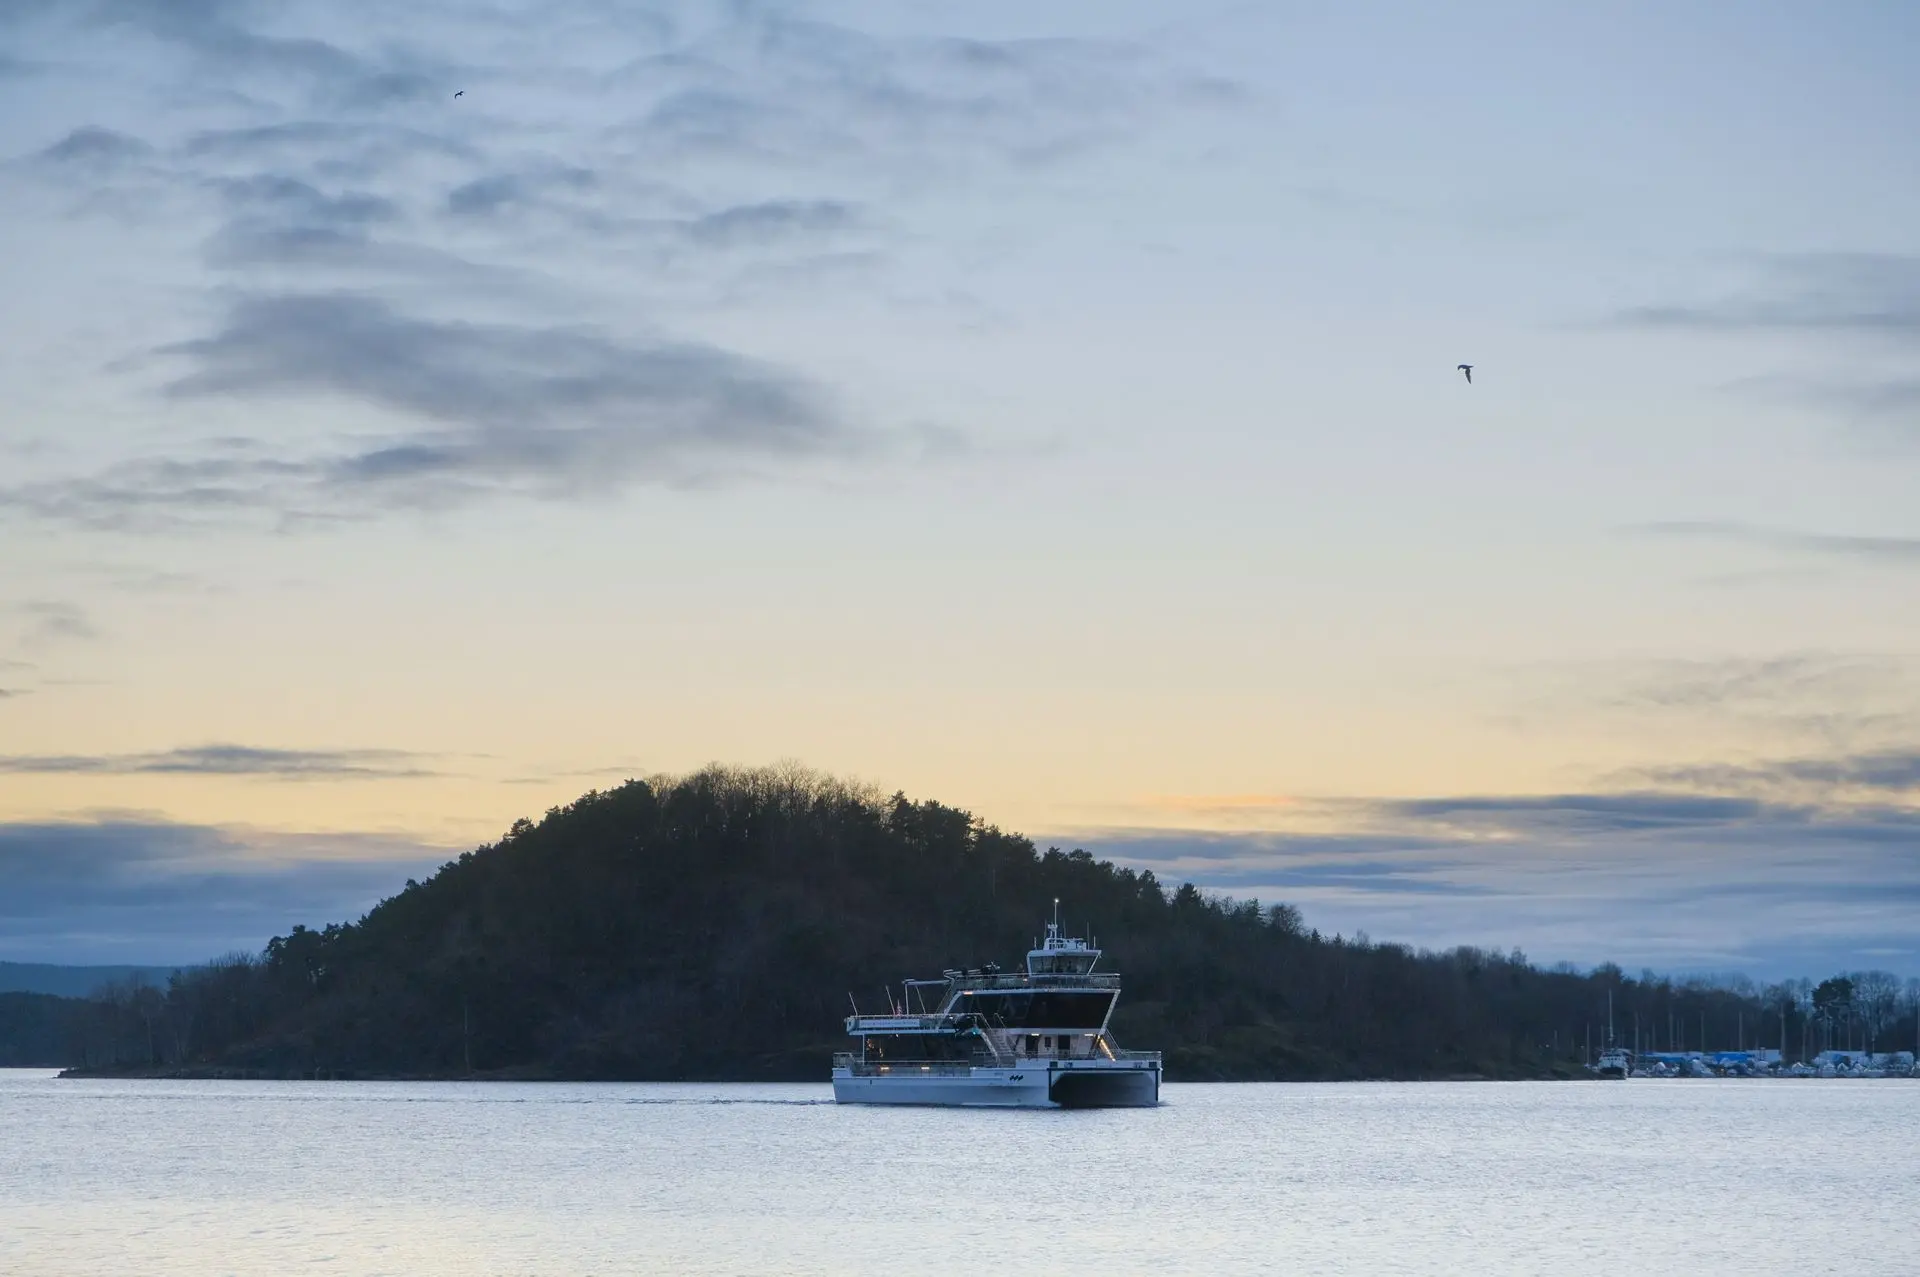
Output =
[{"x1": 1048, "y1": 1063, "x2": 1160, "y2": 1108}]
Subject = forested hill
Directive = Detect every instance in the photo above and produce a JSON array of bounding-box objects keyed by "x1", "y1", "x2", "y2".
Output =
[{"x1": 66, "y1": 767, "x2": 1907, "y2": 1082}]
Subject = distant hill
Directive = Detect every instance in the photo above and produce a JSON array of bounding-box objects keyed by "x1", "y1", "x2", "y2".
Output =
[
  {"x1": 0, "y1": 962, "x2": 184, "y2": 999},
  {"x1": 66, "y1": 765, "x2": 1887, "y2": 1083}
]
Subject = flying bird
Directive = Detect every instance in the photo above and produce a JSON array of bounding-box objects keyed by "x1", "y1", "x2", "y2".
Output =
[
  {"x1": 453, "y1": 90, "x2": 464, "y2": 98},
  {"x1": 1457, "y1": 363, "x2": 1472, "y2": 384}
]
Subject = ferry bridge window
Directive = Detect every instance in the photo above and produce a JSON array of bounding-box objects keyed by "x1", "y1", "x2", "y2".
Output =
[{"x1": 957, "y1": 990, "x2": 1115, "y2": 1029}]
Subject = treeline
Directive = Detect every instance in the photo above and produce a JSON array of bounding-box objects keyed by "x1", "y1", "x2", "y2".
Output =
[
  {"x1": 47, "y1": 766, "x2": 1920, "y2": 1081},
  {"x1": 0, "y1": 983, "x2": 177, "y2": 1068}
]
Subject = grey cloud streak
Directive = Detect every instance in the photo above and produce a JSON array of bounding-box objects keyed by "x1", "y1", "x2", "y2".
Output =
[
  {"x1": 2, "y1": 292, "x2": 863, "y2": 526},
  {"x1": 1551, "y1": 651, "x2": 1920, "y2": 760},
  {"x1": 1058, "y1": 787, "x2": 1920, "y2": 977},
  {"x1": 611, "y1": 18, "x2": 1202, "y2": 174},
  {"x1": 163, "y1": 292, "x2": 852, "y2": 479},
  {"x1": 208, "y1": 174, "x2": 398, "y2": 225},
  {"x1": 0, "y1": 817, "x2": 448, "y2": 963},
  {"x1": 0, "y1": 743, "x2": 438, "y2": 779},
  {"x1": 683, "y1": 199, "x2": 862, "y2": 247},
  {"x1": 35, "y1": 125, "x2": 154, "y2": 166},
  {"x1": 89, "y1": 0, "x2": 445, "y2": 112},
  {"x1": 1618, "y1": 253, "x2": 1920, "y2": 334},
  {"x1": 7, "y1": 600, "x2": 99, "y2": 649},
  {"x1": 445, "y1": 167, "x2": 598, "y2": 218},
  {"x1": 1619, "y1": 253, "x2": 1920, "y2": 461},
  {"x1": 1597, "y1": 652, "x2": 1914, "y2": 712},
  {"x1": 1634, "y1": 521, "x2": 1920, "y2": 567},
  {"x1": 1634, "y1": 750, "x2": 1920, "y2": 798}
]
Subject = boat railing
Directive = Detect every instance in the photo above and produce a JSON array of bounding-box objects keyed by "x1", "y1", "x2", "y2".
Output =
[
  {"x1": 833, "y1": 1049, "x2": 1160, "y2": 1074},
  {"x1": 845, "y1": 1014, "x2": 950, "y2": 1032},
  {"x1": 949, "y1": 972, "x2": 1122, "y2": 990}
]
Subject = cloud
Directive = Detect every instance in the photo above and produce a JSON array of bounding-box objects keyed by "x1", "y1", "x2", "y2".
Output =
[
  {"x1": 1634, "y1": 520, "x2": 1920, "y2": 567},
  {"x1": 1377, "y1": 790, "x2": 1780, "y2": 834},
  {"x1": 90, "y1": 0, "x2": 444, "y2": 111},
  {"x1": 1, "y1": 292, "x2": 865, "y2": 526},
  {"x1": 0, "y1": 744, "x2": 439, "y2": 780},
  {"x1": 199, "y1": 223, "x2": 522, "y2": 289},
  {"x1": 614, "y1": 19, "x2": 1189, "y2": 174},
  {"x1": 683, "y1": 199, "x2": 861, "y2": 248},
  {"x1": 1057, "y1": 788, "x2": 1920, "y2": 977},
  {"x1": 445, "y1": 167, "x2": 598, "y2": 217},
  {"x1": 64, "y1": 563, "x2": 223, "y2": 595},
  {"x1": 1635, "y1": 750, "x2": 1920, "y2": 798},
  {"x1": 208, "y1": 173, "x2": 399, "y2": 225},
  {"x1": 1116, "y1": 793, "x2": 1301, "y2": 827},
  {"x1": 161, "y1": 291, "x2": 852, "y2": 477},
  {"x1": 170, "y1": 121, "x2": 480, "y2": 197},
  {"x1": 1597, "y1": 652, "x2": 1914, "y2": 713},
  {"x1": 1524, "y1": 651, "x2": 1920, "y2": 759},
  {"x1": 5, "y1": 1, "x2": 1232, "y2": 531},
  {"x1": 1618, "y1": 254, "x2": 1920, "y2": 451},
  {"x1": 35, "y1": 125, "x2": 154, "y2": 166},
  {"x1": 7, "y1": 600, "x2": 99, "y2": 649},
  {"x1": 1617, "y1": 253, "x2": 1920, "y2": 334},
  {"x1": 0, "y1": 817, "x2": 448, "y2": 963}
]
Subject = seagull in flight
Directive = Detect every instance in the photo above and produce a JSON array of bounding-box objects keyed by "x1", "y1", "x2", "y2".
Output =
[
  {"x1": 1457, "y1": 363, "x2": 1473, "y2": 384},
  {"x1": 453, "y1": 90, "x2": 464, "y2": 98}
]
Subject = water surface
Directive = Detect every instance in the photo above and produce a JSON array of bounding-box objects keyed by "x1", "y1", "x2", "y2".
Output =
[{"x1": 3, "y1": 1070, "x2": 1914, "y2": 1275}]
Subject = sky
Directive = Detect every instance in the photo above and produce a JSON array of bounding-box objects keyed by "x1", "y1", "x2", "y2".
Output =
[{"x1": 1, "y1": 0, "x2": 1917, "y2": 976}]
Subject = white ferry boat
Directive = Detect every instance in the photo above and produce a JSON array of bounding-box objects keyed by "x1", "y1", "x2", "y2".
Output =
[{"x1": 831, "y1": 907, "x2": 1162, "y2": 1108}]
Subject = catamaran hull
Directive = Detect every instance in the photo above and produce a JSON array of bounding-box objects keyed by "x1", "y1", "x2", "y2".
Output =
[{"x1": 832, "y1": 1063, "x2": 1160, "y2": 1108}]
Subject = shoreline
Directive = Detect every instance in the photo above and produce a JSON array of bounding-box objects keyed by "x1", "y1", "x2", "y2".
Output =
[{"x1": 54, "y1": 1064, "x2": 1594, "y2": 1083}]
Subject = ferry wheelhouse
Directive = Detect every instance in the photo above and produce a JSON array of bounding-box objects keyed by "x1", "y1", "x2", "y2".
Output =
[{"x1": 831, "y1": 907, "x2": 1162, "y2": 1108}]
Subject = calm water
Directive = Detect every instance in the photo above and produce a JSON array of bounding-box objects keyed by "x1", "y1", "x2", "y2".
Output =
[{"x1": 2, "y1": 1069, "x2": 1915, "y2": 1275}]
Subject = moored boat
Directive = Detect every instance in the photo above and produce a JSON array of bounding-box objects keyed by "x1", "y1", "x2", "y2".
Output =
[{"x1": 1596, "y1": 1046, "x2": 1632, "y2": 1078}]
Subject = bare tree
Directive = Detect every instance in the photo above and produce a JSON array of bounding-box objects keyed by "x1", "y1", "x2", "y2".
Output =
[
  {"x1": 128, "y1": 980, "x2": 165, "y2": 1067},
  {"x1": 1852, "y1": 971, "x2": 1900, "y2": 1055}
]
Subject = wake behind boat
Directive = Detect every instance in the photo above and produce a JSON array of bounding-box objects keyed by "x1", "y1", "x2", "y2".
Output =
[{"x1": 831, "y1": 905, "x2": 1162, "y2": 1108}]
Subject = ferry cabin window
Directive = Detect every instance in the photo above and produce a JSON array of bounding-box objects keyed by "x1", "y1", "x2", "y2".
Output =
[{"x1": 863, "y1": 1034, "x2": 966, "y2": 1061}]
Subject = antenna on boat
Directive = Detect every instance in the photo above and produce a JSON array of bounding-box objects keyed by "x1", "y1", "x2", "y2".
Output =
[{"x1": 848, "y1": 992, "x2": 859, "y2": 1018}]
